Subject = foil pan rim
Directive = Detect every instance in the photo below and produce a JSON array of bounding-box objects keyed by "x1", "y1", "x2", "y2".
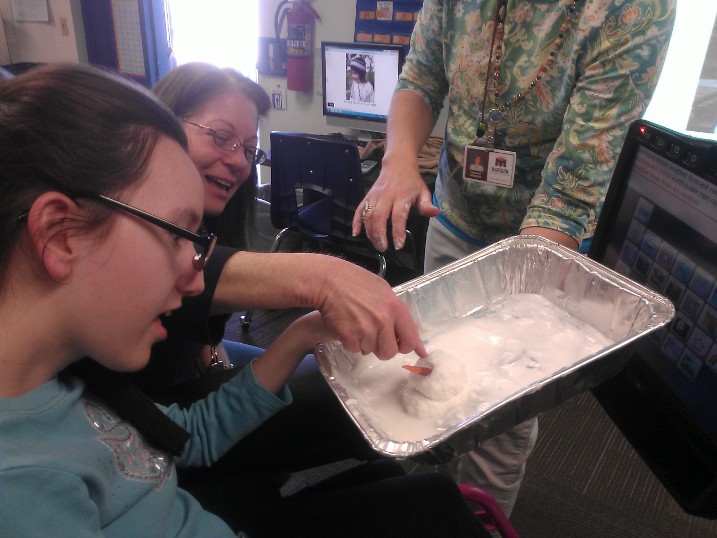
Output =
[{"x1": 319, "y1": 235, "x2": 675, "y2": 459}]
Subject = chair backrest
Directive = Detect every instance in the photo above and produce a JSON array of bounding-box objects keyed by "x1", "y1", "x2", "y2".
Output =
[{"x1": 269, "y1": 131, "x2": 366, "y2": 242}]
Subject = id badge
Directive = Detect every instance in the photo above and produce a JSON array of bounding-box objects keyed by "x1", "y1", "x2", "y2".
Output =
[{"x1": 463, "y1": 146, "x2": 516, "y2": 188}]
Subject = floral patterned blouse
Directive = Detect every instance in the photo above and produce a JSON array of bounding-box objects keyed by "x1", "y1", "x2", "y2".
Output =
[{"x1": 397, "y1": 0, "x2": 675, "y2": 246}]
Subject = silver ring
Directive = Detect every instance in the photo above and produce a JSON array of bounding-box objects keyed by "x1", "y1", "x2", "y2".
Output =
[{"x1": 363, "y1": 201, "x2": 374, "y2": 212}]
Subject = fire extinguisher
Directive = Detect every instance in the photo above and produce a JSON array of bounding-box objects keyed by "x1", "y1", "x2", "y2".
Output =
[{"x1": 275, "y1": 0, "x2": 321, "y2": 91}]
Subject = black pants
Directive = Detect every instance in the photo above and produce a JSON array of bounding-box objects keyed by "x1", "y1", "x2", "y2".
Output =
[
  {"x1": 194, "y1": 459, "x2": 489, "y2": 538},
  {"x1": 171, "y1": 360, "x2": 488, "y2": 537}
]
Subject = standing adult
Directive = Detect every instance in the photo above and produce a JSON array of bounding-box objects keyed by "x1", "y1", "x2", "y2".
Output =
[{"x1": 353, "y1": 0, "x2": 675, "y2": 515}]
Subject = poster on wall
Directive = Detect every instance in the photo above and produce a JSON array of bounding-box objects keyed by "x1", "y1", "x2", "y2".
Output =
[
  {"x1": 111, "y1": 0, "x2": 147, "y2": 78},
  {"x1": 10, "y1": 0, "x2": 49, "y2": 22}
]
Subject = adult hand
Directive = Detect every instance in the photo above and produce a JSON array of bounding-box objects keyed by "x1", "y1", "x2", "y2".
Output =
[
  {"x1": 352, "y1": 155, "x2": 439, "y2": 252},
  {"x1": 212, "y1": 251, "x2": 427, "y2": 360},
  {"x1": 310, "y1": 255, "x2": 428, "y2": 360}
]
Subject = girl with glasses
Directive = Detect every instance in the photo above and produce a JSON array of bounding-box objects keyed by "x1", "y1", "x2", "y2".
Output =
[{"x1": 0, "y1": 64, "x2": 488, "y2": 537}]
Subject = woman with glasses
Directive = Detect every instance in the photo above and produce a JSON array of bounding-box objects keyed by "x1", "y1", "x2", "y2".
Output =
[
  {"x1": 137, "y1": 63, "x2": 426, "y2": 445},
  {"x1": 131, "y1": 61, "x2": 450, "y2": 529},
  {"x1": 0, "y1": 63, "x2": 487, "y2": 538},
  {"x1": 140, "y1": 62, "x2": 425, "y2": 383},
  {"x1": 153, "y1": 62, "x2": 268, "y2": 248}
]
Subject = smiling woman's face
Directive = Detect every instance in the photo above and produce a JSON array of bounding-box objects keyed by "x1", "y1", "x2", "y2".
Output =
[{"x1": 183, "y1": 90, "x2": 259, "y2": 218}]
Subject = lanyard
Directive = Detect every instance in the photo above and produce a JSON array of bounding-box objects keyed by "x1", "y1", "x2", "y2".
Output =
[{"x1": 474, "y1": 0, "x2": 579, "y2": 148}]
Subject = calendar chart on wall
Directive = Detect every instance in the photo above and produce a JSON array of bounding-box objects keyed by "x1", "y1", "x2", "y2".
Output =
[{"x1": 111, "y1": 0, "x2": 146, "y2": 77}]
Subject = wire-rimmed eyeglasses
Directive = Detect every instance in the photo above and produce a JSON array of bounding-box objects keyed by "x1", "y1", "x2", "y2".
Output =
[
  {"x1": 18, "y1": 192, "x2": 216, "y2": 271},
  {"x1": 182, "y1": 119, "x2": 267, "y2": 165}
]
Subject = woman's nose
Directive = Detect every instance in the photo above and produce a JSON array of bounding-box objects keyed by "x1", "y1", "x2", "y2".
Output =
[{"x1": 223, "y1": 148, "x2": 251, "y2": 177}]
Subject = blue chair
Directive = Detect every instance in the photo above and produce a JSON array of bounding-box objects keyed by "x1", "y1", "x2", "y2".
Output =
[
  {"x1": 241, "y1": 131, "x2": 417, "y2": 330},
  {"x1": 266, "y1": 131, "x2": 388, "y2": 273}
]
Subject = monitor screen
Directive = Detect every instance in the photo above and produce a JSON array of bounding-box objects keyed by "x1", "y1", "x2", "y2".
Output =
[
  {"x1": 590, "y1": 120, "x2": 717, "y2": 516},
  {"x1": 321, "y1": 41, "x2": 404, "y2": 130}
]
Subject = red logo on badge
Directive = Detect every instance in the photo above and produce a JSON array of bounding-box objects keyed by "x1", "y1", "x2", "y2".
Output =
[{"x1": 495, "y1": 156, "x2": 507, "y2": 168}]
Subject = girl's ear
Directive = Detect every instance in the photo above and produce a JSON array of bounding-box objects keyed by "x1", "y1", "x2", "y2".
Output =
[{"x1": 26, "y1": 192, "x2": 81, "y2": 282}]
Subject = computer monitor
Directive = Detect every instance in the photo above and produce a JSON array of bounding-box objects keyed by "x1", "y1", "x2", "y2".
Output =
[
  {"x1": 590, "y1": 120, "x2": 717, "y2": 518},
  {"x1": 321, "y1": 41, "x2": 404, "y2": 134}
]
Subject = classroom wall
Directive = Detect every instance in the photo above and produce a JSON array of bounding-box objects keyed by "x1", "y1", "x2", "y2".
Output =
[
  {"x1": 0, "y1": 0, "x2": 347, "y2": 131},
  {"x1": 256, "y1": 0, "x2": 446, "y2": 185},
  {"x1": 256, "y1": 0, "x2": 367, "y2": 184},
  {"x1": 0, "y1": 0, "x2": 439, "y2": 185},
  {"x1": 0, "y1": 0, "x2": 364, "y2": 181},
  {"x1": 257, "y1": 0, "x2": 358, "y2": 144},
  {"x1": 0, "y1": 0, "x2": 86, "y2": 64},
  {"x1": 257, "y1": 0, "x2": 446, "y2": 143}
]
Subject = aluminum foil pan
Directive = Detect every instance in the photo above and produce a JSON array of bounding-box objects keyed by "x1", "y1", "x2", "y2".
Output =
[{"x1": 315, "y1": 235, "x2": 675, "y2": 462}]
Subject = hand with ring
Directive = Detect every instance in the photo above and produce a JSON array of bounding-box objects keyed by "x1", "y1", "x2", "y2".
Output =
[
  {"x1": 361, "y1": 201, "x2": 374, "y2": 222},
  {"x1": 352, "y1": 156, "x2": 439, "y2": 252}
]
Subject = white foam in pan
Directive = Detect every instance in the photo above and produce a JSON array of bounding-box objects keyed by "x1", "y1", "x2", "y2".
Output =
[{"x1": 316, "y1": 236, "x2": 674, "y2": 460}]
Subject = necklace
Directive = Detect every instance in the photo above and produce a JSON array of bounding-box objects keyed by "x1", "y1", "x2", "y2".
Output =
[{"x1": 475, "y1": 0, "x2": 579, "y2": 147}]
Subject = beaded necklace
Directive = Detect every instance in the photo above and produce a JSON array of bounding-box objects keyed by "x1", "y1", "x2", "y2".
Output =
[{"x1": 475, "y1": 0, "x2": 578, "y2": 148}]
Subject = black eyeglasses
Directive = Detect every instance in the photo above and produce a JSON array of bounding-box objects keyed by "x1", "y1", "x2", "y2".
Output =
[
  {"x1": 182, "y1": 119, "x2": 267, "y2": 165},
  {"x1": 18, "y1": 192, "x2": 216, "y2": 271},
  {"x1": 89, "y1": 193, "x2": 216, "y2": 271}
]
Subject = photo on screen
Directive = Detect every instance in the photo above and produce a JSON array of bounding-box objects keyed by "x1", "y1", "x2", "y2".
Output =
[
  {"x1": 321, "y1": 41, "x2": 404, "y2": 128},
  {"x1": 346, "y1": 54, "x2": 375, "y2": 103}
]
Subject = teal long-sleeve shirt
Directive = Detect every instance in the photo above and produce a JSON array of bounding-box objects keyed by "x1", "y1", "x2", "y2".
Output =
[
  {"x1": 0, "y1": 365, "x2": 290, "y2": 537},
  {"x1": 397, "y1": 0, "x2": 675, "y2": 246}
]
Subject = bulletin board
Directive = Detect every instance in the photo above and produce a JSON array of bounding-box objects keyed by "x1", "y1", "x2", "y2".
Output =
[
  {"x1": 80, "y1": 0, "x2": 172, "y2": 88},
  {"x1": 354, "y1": 0, "x2": 423, "y2": 56}
]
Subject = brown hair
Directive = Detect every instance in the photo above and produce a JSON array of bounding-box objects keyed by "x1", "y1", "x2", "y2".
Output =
[
  {"x1": 153, "y1": 62, "x2": 271, "y2": 249},
  {"x1": 0, "y1": 63, "x2": 187, "y2": 288}
]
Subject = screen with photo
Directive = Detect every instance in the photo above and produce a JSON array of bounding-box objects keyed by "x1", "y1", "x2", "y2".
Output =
[
  {"x1": 590, "y1": 120, "x2": 717, "y2": 516},
  {"x1": 321, "y1": 41, "x2": 404, "y2": 127}
]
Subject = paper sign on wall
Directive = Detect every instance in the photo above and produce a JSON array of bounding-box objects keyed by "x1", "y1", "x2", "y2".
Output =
[{"x1": 10, "y1": 0, "x2": 49, "y2": 22}]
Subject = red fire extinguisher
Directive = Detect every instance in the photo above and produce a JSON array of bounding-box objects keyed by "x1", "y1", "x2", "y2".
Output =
[{"x1": 275, "y1": 0, "x2": 320, "y2": 91}]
